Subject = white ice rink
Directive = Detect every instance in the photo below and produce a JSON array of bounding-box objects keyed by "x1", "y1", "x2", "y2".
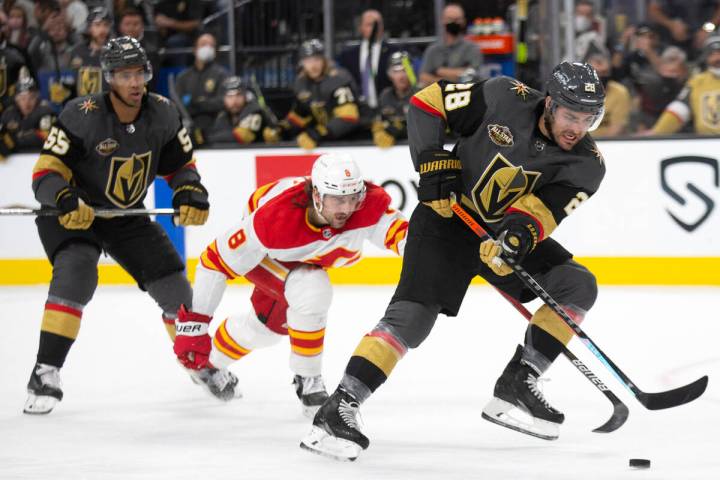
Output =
[{"x1": 0, "y1": 284, "x2": 718, "y2": 479}]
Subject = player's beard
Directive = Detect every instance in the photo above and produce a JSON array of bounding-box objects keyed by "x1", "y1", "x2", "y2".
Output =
[
  {"x1": 112, "y1": 87, "x2": 143, "y2": 108},
  {"x1": 544, "y1": 108, "x2": 583, "y2": 151}
]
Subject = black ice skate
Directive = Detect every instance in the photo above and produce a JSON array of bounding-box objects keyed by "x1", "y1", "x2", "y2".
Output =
[
  {"x1": 188, "y1": 366, "x2": 242, "y2": 401},
  {"x1": 300, "y1": 388, "x2": 369, "y2": 461},
  {"x1": 23, "y1": 363, "x2": 63, "y2": 414},
  {"x1": 293, "y1": 375, "x2": 329, "y2": 418},
  {"x1": 482, "y1": 345, "x2": 565, "y2": 440}
]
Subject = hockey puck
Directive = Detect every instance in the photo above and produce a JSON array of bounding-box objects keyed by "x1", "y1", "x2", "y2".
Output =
[{"x1": 629, "y1": 458, "x2": 651, "y2": 468}]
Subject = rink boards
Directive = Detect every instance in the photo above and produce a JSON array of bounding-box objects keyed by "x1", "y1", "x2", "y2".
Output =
[{"x1": 1, "y1": 137, "x2": 719, "y2": 285}]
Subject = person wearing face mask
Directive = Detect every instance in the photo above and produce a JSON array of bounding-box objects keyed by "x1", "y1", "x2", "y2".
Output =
[
  {"x1": 586, "y1": 52, "x2": 631, "y2": 136},
  {"x1": 571, "y1": 0, "x2": 607, "y2": 62},
  {"x1": 174, "y1": 32, "x2": 229, "y2": 145},
  {"x1": 651, "y1": 35, "x2": 720, "y2": 135},
  {"x1": 418, "y1": 3, "x2": 483, "y2": 87}
]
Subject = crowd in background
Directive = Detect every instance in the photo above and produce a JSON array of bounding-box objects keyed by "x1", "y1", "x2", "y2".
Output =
[{"x1": 1, "y1": 0, "x2": 720, "y2": 160}]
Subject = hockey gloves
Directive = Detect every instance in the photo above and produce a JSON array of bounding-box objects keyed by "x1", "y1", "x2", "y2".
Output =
[
  {"x1": 372, "y1": 121, "x2": 396, "y2": 148},
  {"x1": 297, "y1": 125, "x2": 327, "y2": 150},
  {"x1": 480, "y1": 213, "x2": 539, "y2": 276},
  {"x1": 417, "y1": 149, "x2": 462, "y2": 218},
  {"x1": 174, "y1": 305, "x2": 212, "y2": 370},
  {"x1": 172, "y1": 181, "x2": 209, "y2": 226},
  {"x1": 56, "y1": 186, "x2": 95, "y2": 230}
]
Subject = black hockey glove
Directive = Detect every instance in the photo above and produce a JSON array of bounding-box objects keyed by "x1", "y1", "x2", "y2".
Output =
[
  {"x1": 479, "y1": 212, "x2": 539, "y2": 276},
  {"x1": 55, "y1": 186, "x2": 95, "y2": 230},
  {"x1": 172, "y1": 181, "x2": 209, "y2": 226},
  {"x1": 417, "y1": 149, "x2": 462, "y2": 218}
]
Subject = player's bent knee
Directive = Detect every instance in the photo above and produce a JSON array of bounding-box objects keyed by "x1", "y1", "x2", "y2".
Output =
[
  {"x1": 49, "y1": 242, "x2": 100, "y2": 304},
  {"x1": 146, "y1": 271, "x2": 193, "y2": 316},
  {"x1": 380, "y1": 300, "x2": 440, "y2": 349},
  {"x1": 225, "y1": 311, "x2": 283, "y2": 349},
  {"x1": 285, "y1": 266, "x2": 332, "y2": 318}
]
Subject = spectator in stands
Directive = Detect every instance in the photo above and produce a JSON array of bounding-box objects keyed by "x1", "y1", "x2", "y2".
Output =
[
  {"x1": 68, "y1": 7, "x2": 111, "y2": 97},
  {"x1": 418, "y1": 3, "x2": 483, "y2": 86},
  {"x1": 206, "y1": 76, "x2": 279, "y2": 145},
  {"x1": 278, "y1": 39, "x2": 360, "y2": 150},
  {"x1": 612, "y1": 22, "x2": 664, "y2": 82},
  {"x1": 4, "y1": 4, "x2": 32, "y2": 50},
  {"x1": 2, "y1": 1, "x2": 35, "y2": 28},
  {"x1": 635, "y1": 46, "x2": 688, "y2": 131},
  {"x1": 154, "y1": 0, "x2": 203, "y2": 66},
  {"x1": 0, "y1": 27, "x2": 30, "y2": 115},
  {"x1": 27, "y1": 10, "x2": 76, "y2": 72},
  {"x1": 0, "y1": 75, "x2": 55, "y2": 160},
  {"x1": 648, "y1": 0, "x2": 720, "y2": 57},
  {"x1": 58, "y1": 0, "x2": 87, "y2": 34},
  {"x1": 27, "y1": 10, "x2": 77, "y2": 106},
  {"x1": 33, "y1": 0, "x2": 59, "y2": 29},
  {"x1": 571, "y1": 0, "x2": 607, "y2": 62},
  {"x1": 174, "y1": 32, "x2": 228, "y2": 145},
  {"x1": 116, "y1": 7, "x2": 160, "y2": 91},
  {"x1": 650, "y1": 35, "x2": 720, "y2": 135},
  {"x1": 372, "y1": 51, "x2": 418, "y2": 148},
  {"x1": 586, "y1": 51, "x2": 631, "y2": 136},
  {"x1": 336, "y1": 9, "x2": 396, "y2": 110}
]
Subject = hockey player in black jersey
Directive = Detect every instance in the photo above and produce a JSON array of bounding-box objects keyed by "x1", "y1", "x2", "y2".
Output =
[
  {"x1": 278, "y1": 39, "x2": 361, "y2": 150},
  {"x1": 205, "y1": 76, "x2": 279, "y2": 145},
  {"x1": 0, "y1": 76, "x2": 56, "y2": 159},
  {"x1": 24, "y1": 37, "x2": 238, "y2": 415},
  {"x1": 301, "y1": 62, "x2": 607, "y2": 460}
]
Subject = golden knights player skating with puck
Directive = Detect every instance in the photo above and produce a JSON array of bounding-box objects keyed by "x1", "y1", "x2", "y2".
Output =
[
  {"x1": 301, "y1": 62, "x2": 607, "y2": 460},
  {"x1": 25, "y1": 37, "x2": 237, "y2": 415}
]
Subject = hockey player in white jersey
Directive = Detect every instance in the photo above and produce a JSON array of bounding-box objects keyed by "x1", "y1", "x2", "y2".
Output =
[{"x1": 173, "y1": 153, "x2": 408, "y2": 416}]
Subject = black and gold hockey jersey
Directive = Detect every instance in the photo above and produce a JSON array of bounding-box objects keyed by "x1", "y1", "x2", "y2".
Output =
[
  {"x1": 207, "y1": 100, "x2": 275, "y2": 144},
  {"x1": 32, "y1": 92, "x2": 199, "y2": 210},
  {"x1": 375, "y1": 85, "x2": 418, "y2": 140},
  {"x1": 409, "y1": 77, "x2": 605, "y2": 240},
  {"x1": 285, "y1": 66, "x2": 360, "y2": 139},
  {"x1": 0, "y1": 44, "x2": 28, "y2": 114},
  {"x1": 0, "y1": 100, "x2": 55, "y2": 155},
  {"x1": 69, "y1": 43, "x2": 106, "y2": 97},
  {"x1": 653, "y1": 70, "x2": 720, "y2": 135}
]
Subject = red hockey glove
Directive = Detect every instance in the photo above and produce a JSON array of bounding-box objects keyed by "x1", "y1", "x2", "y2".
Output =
[{"x1": 173, "y1": 305, "x2": 212, "y2": 370}]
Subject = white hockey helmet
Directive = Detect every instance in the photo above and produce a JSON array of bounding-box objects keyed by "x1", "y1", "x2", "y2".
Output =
[{"x1": 311, "y1": 153, "x2": 366, "y2": 213}]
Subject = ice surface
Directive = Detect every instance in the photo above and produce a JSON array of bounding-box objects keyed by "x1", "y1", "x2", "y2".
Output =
[{"x1": 1, "y1": 285, "x2": 718, "y2": 479}]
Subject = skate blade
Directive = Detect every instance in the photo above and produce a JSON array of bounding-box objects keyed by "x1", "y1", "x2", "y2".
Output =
[
  {"x1": 23, "y1": 394, "x2": 58, "y2": 415},
  {"x1": 299, "y1": 426, "x2": 362, "y2": 462},
  {"x1": 187, "y1": 371, "x2": 243, "y2": 402},
  {"x1": 482, "y1": 398, "x2": 559, "y2": 441}
]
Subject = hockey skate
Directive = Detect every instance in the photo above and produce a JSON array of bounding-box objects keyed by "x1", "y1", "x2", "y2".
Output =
[
  {"x1": 23, "y1": 363, "x2": 63, "y2": 414},
  {"x1": 188, "y1": 366, "x2": 242, "y2": 401},
  {"x1": 482, "y1": 345, "x2": 564, "y2": 440},
  {"x1": 300, "y1": 388, "x2": 369, "y2": 461},
  {"x1": 293, "y1": 375, "x2": 329, "y2": 418}
]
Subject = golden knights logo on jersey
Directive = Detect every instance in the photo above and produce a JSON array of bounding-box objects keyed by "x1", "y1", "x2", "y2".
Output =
[
  {"x1": 700, "y1": 91, "x2": 720, "y2": 128},
  {"x1": 471, "y1": 153, "x2": 541, "y2": 223},
  {"x1": 78, "y1": 67, "x2": 102, "y2": 96},
  {"x1": 105, "y1": 152, "x2": 152, "y2": 208}
]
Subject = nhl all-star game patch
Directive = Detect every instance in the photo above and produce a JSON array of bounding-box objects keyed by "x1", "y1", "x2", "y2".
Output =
[
  {"x1": 487, "y1": 124, "x2": 514, "y2": 147},
  {"x1": 95, "y1": 138, "x2": 119, "y2": 156}
]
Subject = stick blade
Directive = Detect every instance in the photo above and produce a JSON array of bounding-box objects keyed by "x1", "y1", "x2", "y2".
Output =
[
  {"x1": 592, "y1": 399, "x2": 629, "y2": 433},
  {"x1": 638, "y1": 375, "x2": 708, "y2": 410}
]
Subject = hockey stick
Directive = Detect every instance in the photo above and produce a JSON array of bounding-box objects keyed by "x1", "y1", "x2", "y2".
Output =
[
  {"x1": 493, "y1": 287, "x2": 628, "y2": 433},
  {"x1": 167, "y1": 72, "x2": 195, "y2": 132},
  {"x1": 0, "y1": 208, "x2": 177, "y2": 217},
  {"x1": 449, "y1": 193, "x2": 708, "y2": 410},
  {"x1": 249, "y1": 73, "x2": 280, "y2": 125}
]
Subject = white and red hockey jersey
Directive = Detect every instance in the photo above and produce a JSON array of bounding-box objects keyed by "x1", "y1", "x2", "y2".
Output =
[{"x1": 199, "y1": 177, "x2": 408, "y2": 281}]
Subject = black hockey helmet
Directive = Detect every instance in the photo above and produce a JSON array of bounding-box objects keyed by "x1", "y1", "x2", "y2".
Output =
[
  {"x1": 222, "y1": 76, "x2": 245, "y2": 95},
  {"x1": 15, "y1": 76, "x2": 38, "y2": 94},
  {"x1": 299, "y1": 39, "x2": 325, "y2": 59},
  {"x1": 388, "y1": 50, "x2": 410, "y2": 71},
  {"x1": 100, "y1": 36, "x2": 152, "y2": 82},
  {"x1": 86, "y1": 6, "x2": 112, "y2": 28},
  {"x1": 547, "y1": 62, "x2": 605, "y2": 114}
]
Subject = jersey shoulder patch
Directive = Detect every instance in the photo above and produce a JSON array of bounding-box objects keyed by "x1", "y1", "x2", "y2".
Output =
[{"x1": 58, "y1": 94, "x2": 105, "y2": 137}]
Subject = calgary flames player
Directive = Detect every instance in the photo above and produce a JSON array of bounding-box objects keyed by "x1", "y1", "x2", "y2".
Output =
[{"x1": 173, "y1": 153, "x2": 408, "y2": 416}]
